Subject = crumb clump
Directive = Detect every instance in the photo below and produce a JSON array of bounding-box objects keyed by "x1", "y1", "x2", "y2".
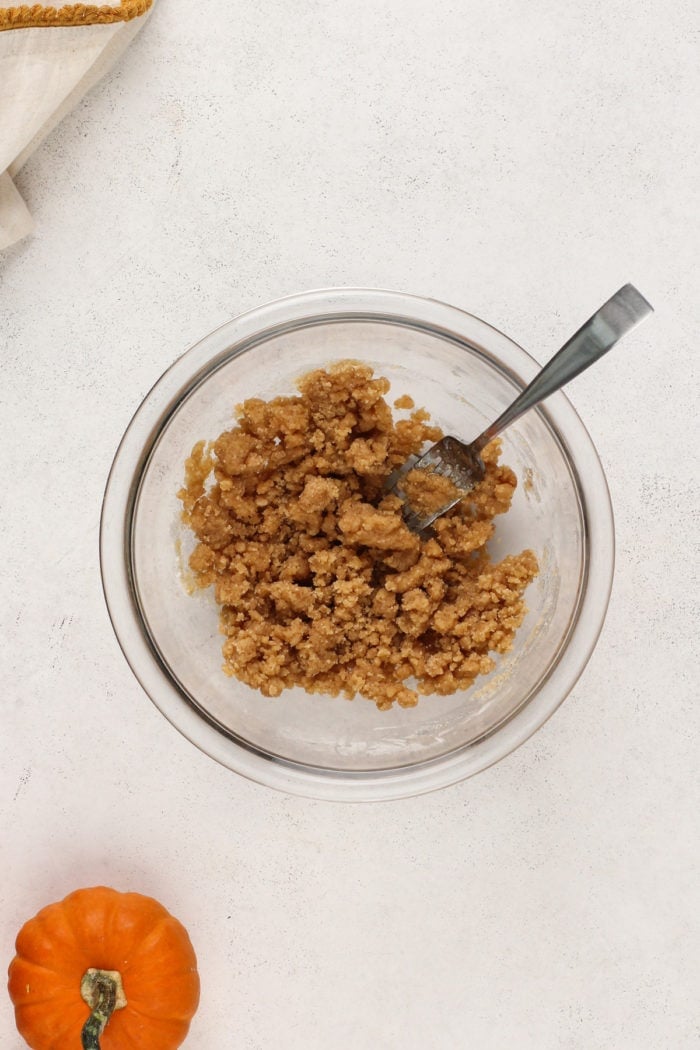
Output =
[
  {"x1": 179, "y1": 363, "x2": 538, "y2": 709},
  {"x1": 400, "y1": 467, "x2": 462, "y2": 519}
]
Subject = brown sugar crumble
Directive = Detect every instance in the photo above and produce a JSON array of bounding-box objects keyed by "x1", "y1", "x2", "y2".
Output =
[{"x1": 179, "y1": 363, "x2": 539, "y2": 710}]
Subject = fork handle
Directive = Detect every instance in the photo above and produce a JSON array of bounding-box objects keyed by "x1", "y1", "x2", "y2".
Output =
[{"x1": 473, "y1": 284, "x2": 653, "y2": 451}]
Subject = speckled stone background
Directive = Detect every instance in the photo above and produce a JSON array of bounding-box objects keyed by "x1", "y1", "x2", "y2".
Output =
[{"x1": 1, "y1": 1, "x2": 698, "y2": 1047}]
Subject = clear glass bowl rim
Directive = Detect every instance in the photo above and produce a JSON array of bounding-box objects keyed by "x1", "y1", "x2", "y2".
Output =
[{"x1": 99, "y1": 287, "x2": 614, "y2": 802}]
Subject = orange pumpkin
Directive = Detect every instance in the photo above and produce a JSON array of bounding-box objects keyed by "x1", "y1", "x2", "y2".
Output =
[{"x1": 7, "y1": 886, "x2": 200, "y2": 1050}]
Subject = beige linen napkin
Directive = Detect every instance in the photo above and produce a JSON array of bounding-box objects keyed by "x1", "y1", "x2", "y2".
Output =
[{"x1": 0, "y1": 1, "x2": 154, "y2": 249}]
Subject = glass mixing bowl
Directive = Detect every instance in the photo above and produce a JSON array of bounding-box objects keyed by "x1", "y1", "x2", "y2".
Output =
[{"x1": 100, "y1": 289, "x2": 614, "y2": 801}]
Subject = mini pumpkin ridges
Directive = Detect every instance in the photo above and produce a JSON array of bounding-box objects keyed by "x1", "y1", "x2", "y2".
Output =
[{"x1": 8, "y1": 887, "x2": 199, "y2": 1050}]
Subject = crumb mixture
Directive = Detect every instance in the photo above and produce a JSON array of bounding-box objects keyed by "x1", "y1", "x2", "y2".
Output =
[{"x1": 179, "y1": 363, "x2": 538, "y2": 709}]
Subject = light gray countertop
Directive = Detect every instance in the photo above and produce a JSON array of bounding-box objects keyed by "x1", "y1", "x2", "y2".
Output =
[{"x1": 1, "y1": 1, "x2": 698, "y2": 1047}]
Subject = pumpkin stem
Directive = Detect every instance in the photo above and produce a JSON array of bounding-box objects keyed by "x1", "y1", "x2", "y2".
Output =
[{"x1": 80, "y1": 969, "x2": 127, "y2": 1050}]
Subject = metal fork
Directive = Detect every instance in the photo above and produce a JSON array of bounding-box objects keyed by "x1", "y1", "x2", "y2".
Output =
[{"x1": 391, "y1": 284, "x2": 654, "y2": 532}]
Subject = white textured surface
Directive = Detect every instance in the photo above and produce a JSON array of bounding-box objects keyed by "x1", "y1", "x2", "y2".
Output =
[{"x1": 1, "y1": 1, "x2": 699, "y2": 1047}]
